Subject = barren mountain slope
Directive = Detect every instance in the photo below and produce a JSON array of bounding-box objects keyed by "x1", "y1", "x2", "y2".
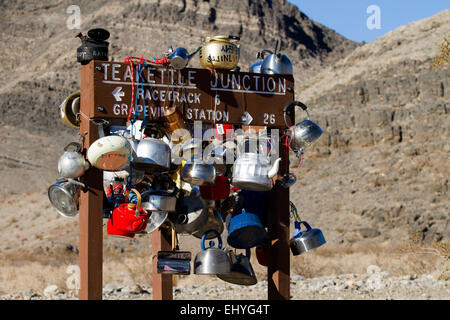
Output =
[{"x1": 290, "y1": 10, "x2": 449, "y2": 245}]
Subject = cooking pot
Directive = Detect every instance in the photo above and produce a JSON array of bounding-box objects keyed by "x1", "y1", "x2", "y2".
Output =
[
  {"x1": 87, "y1": 135, "x2": 131, "y2": 171},
  {"x1": 199, "y1": 35, "x2": 240, "y2": 70},
  {"x1": 231, "y1": 153, "x2": 281, "y2": 191},
  {"x1": 199, "y1": 174, "x2": 230, "y2": 200},
  {"x1": 192, "y1": 206, "x2": 224, "y2": 239},
  {"x1": 181, "y1": 157, "x2": 216, "y2": 186},
  {"x1": 260, "y1": 39, "x2": 293, "y2": 75},
  {"x1": 194, "y1": 229, "x2": 231, "y2": 275},
  {"x1": 284, "y1": 101, "x2": 323, "y2": 150},
  {"x1": 58, "y1": 91, "x2": 80, "y2": 128},
  {"x1": 48, "y1": 179, "x2": 84, "y2": 218},
  {"x1": 133, "y1": 138, "x2": 171, "y2": 172},
  {"x1": 217, "y1": 248, "x2": 257, "y2": 286},
  {"x1": 290, "y1": 221, "x2": 326, "y2": 256},
  {"x1": 227, "y1": 209, "x2": 267, "y2": 249},
  {"x1": 57, "y1": 142, "x2": 90, "y2": 179},
  {"x1": 168, "y1": 46, "x2": 201, "y2": 70},
  {"x1": 107, "y1": 188, "x2": 149, "y2": 238},
  {"x1": 249, "y1": 50, "x2": 273, "y2": 73}
]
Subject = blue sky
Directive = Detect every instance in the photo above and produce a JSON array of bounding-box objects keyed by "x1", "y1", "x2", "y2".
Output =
[{"x1": 288, "y1": 1, "x2": 449, "y2": 43}]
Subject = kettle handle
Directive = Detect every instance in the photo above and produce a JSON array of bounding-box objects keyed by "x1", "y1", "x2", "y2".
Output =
[
  {"x1": 201, "y1": 229, "x2": 222, "y2": 251},
  {"x1": 294, "y1": 220, "x2": 312, "y2": 234},
  {"x1": 283, "y1": 101, "x2": 311, "y2": 127}
]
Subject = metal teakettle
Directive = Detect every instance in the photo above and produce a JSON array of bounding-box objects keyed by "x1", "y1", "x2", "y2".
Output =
[
  {"x1": 249, "y1": 49, "x2": 273, "y2": 73},
  {"x1": 260, "y1": 39, "x2": 293, "y2": 75},
  {"x1": 194, "y1": 229, "x2": 231, "y2": 275},
  {"x1": 217, "y1": 248, "x2": 257, "y2": 286},
  {"x1": 57, "y1": 142, "x2": 90, "y2": 179},
  {"x1": 290, "y1": 220, "x2": 326, "y2": 256},
  {"x1": 191, "y1": 205, "x2": 225, "y2": 239},
  {"x1": 181, "y1": 157, "x2": 216, "y2": 186},
  {"x1": 284, "y1": 101, "x2": 323, "y2": 150},
  {"x1": 48, "y1": 179, "x2": 84, "y2": 218},
  {"x1": 167, "y1": 46, "x2": 201, "y2": 70}
]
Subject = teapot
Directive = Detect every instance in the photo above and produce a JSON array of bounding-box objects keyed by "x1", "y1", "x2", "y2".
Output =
[
  {"x1": 57, "y1": 142, "x2": 90, "y2": 179},
  {"x1": 260, "y1": 39, "x2": 293, "y2": 75},
  {"x1": 290, "y1": 221, "x2": 326, "y2": 256}
]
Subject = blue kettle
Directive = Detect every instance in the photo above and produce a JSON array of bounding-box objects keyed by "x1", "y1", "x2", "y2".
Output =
[{"x1": 227, "y1": 209, "x2": 267, "y2": 249}]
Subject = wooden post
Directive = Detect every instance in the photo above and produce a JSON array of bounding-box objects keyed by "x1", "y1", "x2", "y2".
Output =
[
  {"x1": 152, "y1": 228, "x2": 173, "y2": 300},
  {"x1": 78, "y1": 62, "x2": 104, "y2": 300},
  {"x1": 267, "y1": 143, "x2": 290, "y2": 300}
]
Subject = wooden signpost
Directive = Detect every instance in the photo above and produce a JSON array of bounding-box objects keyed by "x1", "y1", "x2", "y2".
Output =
[{"x1": 79, "y1": 60, "x2": 294, "y2": 300}]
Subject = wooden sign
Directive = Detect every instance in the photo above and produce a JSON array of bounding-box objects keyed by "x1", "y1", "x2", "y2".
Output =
[{"x1": 84, "y1": 60, "x2": 295, "y2": 127}]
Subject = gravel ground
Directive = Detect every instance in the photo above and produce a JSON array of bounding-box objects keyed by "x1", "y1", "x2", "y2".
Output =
[{"x1": 2, "y1": 266, "x2": 448, "y2": 300}]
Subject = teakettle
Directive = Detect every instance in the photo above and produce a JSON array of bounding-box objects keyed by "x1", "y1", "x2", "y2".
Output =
[
  {"x1": 194, "y1": 229, "x2": 231, "y2": 275},
  {"x1": 181, "y1": 157, "x2": 216, "y2": 186},
  {"x1": 106, "y1": 188, "x2": 149, "y2": 238},
  {"x1": 57, "y1": 142, "x2": 90, "y2": 179},
  {"x1": 249, "y1": 50, "x2": 273, "y2": 73},
  {"x1": 48, "y1": 179, "x2": 84, "y2": 218},
  {"x1": 76, "y1": 28, "x2": 109, "y2": 64},
  {"x1": 199, "y1": 174, "x2": 230, "y2": 200},
  {"x1": 284, "y1": 101, "x2": 323, "y2": 150},
  {"x1": 199, "y1": 35, "x2": 240, "y2": 70},
  {"x1": 227, "y1": 209, "x2": 267, "y2": 249},
  {"x1": 167, "y1": 46, "x2": 201, "y2": 70},
  {"x1": 58, "y1": 92, "x2": 80, "y2": 128},
  {"x1": 231, "y1": 153, "x2": 281, "y2": 191},
  {"x1": 290, "y1": 221, "x2": 326, "y2": 256},
  {"x1": 191, "y1": 205, "x2": 225, "y2": 239},
  {"x1": 217, "y1": 248, "x2": 257, "y2": 286},
  {"x1": 260, "y1": 39, "x2": 293, "y2": 75},
  {"x1": 133, "y1": 137, "x2": 172, "y2": 172}
]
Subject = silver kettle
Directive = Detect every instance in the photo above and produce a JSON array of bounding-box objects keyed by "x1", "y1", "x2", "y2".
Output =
[
  {"x1": 217, "y1": 248, "x2": 257, "y2": 286},
  {"x1": 284, "y1": 101, "x2": 323, "y2": 150},
  {"x1": 249, "y1": 49, "x2": 273, "y2": 73},
  {"x1": 194, "y1": 229, "x2": 231, "y2": 275},
  {"x1": 290, "y1": 221, "x2": 326, "y2": 256},
  {"x1": 57, "y1": 142, "x2": 90, "y2": 179},
  {"x1": 260, "y1": 39, "x2": 293, "y2": 75}
]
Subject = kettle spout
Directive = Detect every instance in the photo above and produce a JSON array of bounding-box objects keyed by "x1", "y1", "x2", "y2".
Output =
[
  {"x1": 267, "y1": 158, "x2": 281, "y2": 179},
  {"x1": 187, "y1": 46, "x2": 202, "y2": 61}
]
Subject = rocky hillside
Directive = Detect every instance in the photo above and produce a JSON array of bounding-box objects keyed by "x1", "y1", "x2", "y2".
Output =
[
  {"x1": 0, "y1": 0, "x2": 357, "y2": 135},
  {"x1": 291, "y1": 10, "x2": 449, "y2": 244}
]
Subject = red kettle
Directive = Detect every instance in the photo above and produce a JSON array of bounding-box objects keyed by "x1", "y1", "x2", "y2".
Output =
[
  {"x1": 199, "y1": 174, "x2": 230, "y2": 200},
  {"x1": 107, "y1": 188, "x2": 149, "y2": 238}
]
